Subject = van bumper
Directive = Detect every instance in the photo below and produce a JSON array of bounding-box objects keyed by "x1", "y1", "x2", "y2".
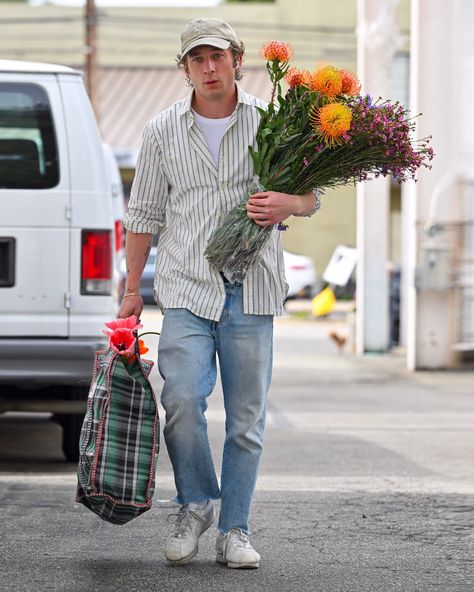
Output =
[{"x1": 0, "y1": 337, "x2": 108, "y2": 387}]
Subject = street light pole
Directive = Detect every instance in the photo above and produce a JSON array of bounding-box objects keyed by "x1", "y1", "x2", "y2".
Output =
[{"x1": 85, "y1": 0, "x2": 99, "y2": 119}]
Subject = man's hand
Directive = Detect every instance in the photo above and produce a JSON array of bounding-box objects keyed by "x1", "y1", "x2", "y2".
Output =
[
  {"x1": 246, "y1": 190, "x2": 315, "y2": 227},
  {"x1": 118, "y1": 294, "x2": 144, "y2": 320}
]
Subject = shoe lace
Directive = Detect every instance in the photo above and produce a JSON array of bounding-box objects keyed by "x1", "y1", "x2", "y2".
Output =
[
  {"x1": 167, "y1": 507, "x2": 201, "y2": 539},
  {"x1": 227, "y1": 528, "x2": 251, "y2": 549}
]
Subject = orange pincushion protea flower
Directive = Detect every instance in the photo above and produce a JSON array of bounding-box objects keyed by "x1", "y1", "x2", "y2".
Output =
[
  {"x1": 340, "y1": 69, "x2": 361, "y2": 96},
  {"x1": 300, "y1": 70, "x2": 315, "y2": 89},
  {"x1": 285, "y1": 67, "x2": 306, "y2": 88},
  {"x1": 310, "y1": 102, "x2": 352, "y2": 146},
  {"x1": 311, "y1": 66, "x2": 343, "y2": 98},
  {"x1": 260, "y1": 41, "x2": 294, "y2": 63}
]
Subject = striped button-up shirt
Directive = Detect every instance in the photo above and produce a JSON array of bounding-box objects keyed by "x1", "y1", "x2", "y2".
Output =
[{"x1": 123, "y1": 84, "x2": 288, "y2": 321}]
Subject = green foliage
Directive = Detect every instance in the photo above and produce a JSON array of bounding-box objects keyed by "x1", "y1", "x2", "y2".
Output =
[{"x1": 249, "y1": 85, "x2": 330, "y2": 193}]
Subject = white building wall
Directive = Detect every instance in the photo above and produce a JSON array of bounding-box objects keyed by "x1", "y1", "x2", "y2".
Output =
[
  {"x1": 356, "y1": 0, "x2": 401, "y2": 353},
  {"x1": 406, "y1": 0, "x2": 465, "y2": 369}
]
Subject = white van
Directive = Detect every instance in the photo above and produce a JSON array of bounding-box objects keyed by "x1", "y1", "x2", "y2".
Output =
[
  {"x1": 102, "y1": 141, "x2": 125, "y2": 295},
  {"x1": 0, "y1": 60, "x2": 119, "y2": 461}
]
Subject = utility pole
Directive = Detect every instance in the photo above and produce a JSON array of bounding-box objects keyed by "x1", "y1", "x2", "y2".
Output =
[{"x1": 85, "y1": 0, "x2": 99, "y2": 119}]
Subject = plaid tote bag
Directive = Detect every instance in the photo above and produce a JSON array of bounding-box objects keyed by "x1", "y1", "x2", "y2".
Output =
[{"x1": 76, "y1": 346, "x2": 159, "y2": 525}]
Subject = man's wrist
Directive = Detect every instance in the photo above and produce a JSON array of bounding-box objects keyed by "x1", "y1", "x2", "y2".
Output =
[
  {"x1": 293, "y1": 190, "x2": 321, "y2": 217},
  {"x1": 294, "y1": 195, "x2": 305, "y2": 216},
  {"x1": 305, "y1": 189, "x2": 321, "y2": 217}
]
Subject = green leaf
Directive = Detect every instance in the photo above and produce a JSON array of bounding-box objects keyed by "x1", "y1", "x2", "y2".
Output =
[{"x1": 260, "y1": 128, "x2": 273, "y2": 140}]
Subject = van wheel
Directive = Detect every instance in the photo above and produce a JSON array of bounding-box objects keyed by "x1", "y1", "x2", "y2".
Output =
[
  {"x1": 60, "y1": 413, "x2": 84, "y2": 462},
  {"x1": 55, "y1": 386, "x2": 88, "y2": 462}
]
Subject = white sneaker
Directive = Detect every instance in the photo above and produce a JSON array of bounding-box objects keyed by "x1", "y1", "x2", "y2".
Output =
[
  {"x1": 164, "y1": 501, "x2": 215, "y2": 564},
  {"x1": 216, "y1": 528, "x2": 260, "y2": 569}
]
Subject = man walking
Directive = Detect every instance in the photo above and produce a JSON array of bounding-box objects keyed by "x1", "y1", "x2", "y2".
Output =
[{"x1": 119, "y1": 18, "x2": 319, "y2": 568}]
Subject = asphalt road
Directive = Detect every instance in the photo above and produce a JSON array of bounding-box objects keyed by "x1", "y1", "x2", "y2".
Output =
[{"x1": 0, "y1": 308, "x2": 473, "y2": 592}]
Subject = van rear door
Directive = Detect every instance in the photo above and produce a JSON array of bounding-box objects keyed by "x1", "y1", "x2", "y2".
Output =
[{"x1": 0, "y1": 76, "x2": 70, "y2": 337}]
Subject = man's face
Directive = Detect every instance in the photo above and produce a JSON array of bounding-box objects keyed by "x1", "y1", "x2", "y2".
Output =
[{"x1": 184, "y1": 45, "x2": 241, "y2": 103}]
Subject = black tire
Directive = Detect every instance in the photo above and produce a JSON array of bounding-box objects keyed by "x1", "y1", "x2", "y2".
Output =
[
  {"x1": 55, "y1": 386, "x2": 88, "y2": 462},
  {"x1": 60, "y1": 412, "x2": 84, "y2": 462}
]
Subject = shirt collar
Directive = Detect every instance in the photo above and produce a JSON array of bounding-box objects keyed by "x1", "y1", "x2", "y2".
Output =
[{"x1": 179, "y1": 83, "x2": 254, "y2": 120}]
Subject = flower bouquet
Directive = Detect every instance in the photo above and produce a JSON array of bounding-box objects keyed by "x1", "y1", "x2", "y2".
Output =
[{"x1": 204, "y1": 41, "x2": 434, "y2": 283}]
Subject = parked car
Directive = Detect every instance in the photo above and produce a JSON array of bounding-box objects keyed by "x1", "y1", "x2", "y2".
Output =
[
  {"x1": 283, "y1": 250, "x2": 317, "y2": 299},
  {"x1": 121, "y1": 248, "x2": 317, "y2": 304},
  {"x1": 0, "y1": 60, "x2": 120, "y2": 461}
]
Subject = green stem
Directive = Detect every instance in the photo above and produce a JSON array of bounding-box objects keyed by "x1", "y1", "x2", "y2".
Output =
[
  {"x1": 137, "y1": 331, "x2": 161, "y2": 338},
  {"x1": 270, "y1": 77, "x2": 278, "y2": 104}
]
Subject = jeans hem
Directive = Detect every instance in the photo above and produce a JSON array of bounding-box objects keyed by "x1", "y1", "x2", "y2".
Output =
[
  {"x1": 217, "y1": 526, "x2": 251, "y2": 536},
  {"x1": 173, "y1": 493, "x2": 221, "y2": 505}
]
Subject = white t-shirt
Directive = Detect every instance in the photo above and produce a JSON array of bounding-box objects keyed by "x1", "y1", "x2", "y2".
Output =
[{"x1": 192, "y1": 110, "x2": 231, "y2": 166}]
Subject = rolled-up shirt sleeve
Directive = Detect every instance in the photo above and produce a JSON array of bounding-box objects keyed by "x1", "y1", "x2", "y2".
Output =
[{"x1": 123, "y1": 122, "x2": 169, "y2": 234}]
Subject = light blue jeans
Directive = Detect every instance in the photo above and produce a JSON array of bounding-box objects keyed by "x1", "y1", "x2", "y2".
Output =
[{"x1": 158, "y1": 281, "x2": 273, "y2": 534}]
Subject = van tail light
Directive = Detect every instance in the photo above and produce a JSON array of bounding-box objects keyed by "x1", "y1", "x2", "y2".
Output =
[
  {"x1": 81, "y1": 229, "x2": 112, "y2": 295},
  {"x1": 114, "y1": 220, "x2": 124, "y2": 253}
]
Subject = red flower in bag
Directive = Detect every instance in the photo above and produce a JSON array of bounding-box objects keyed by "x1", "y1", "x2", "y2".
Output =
[
  {"x1": 103, "y1": 315, "x2": 142, "y2": 334},
  {"x1": 107, "y1": 328, "x2": 136, "y2": 357},
  {"x1": 103, "y1": 315, "x2": 143, "y2": 358}
]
